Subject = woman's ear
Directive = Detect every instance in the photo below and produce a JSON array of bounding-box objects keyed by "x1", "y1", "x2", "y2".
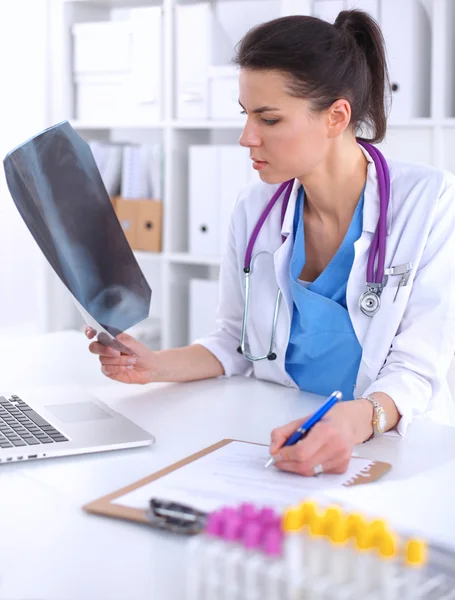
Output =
[{"x1": 326, "y1": 98, "x2": 352, "y2": 138}]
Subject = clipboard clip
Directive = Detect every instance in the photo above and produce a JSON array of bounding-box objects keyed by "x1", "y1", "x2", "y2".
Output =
[{"x1": 148, "y1": 498, "x2": 208, "y2": 535}]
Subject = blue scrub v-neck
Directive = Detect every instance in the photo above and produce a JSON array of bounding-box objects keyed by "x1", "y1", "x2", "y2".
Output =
[{"x1": 284, "y1": 186, "x2": 364, "y2": 399}]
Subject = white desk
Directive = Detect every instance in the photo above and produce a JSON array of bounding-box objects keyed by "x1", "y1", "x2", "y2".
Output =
[{"x1": 1, "y1": 330, "x2": 455, "y2": 600}]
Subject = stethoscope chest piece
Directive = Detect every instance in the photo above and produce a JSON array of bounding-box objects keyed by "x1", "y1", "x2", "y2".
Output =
[{"x1": 359, "y1": 287, "x2": 381, "y2": 317}]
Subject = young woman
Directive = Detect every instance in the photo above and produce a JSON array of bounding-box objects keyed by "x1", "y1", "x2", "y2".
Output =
[{"x1": 87, "y1": 10, "x2": 455, "y2": 477}]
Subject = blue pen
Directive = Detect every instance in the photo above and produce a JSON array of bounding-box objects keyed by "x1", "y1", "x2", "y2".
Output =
[{"x1": 264, "y1": 390, "x2": 343, "y2": 468}]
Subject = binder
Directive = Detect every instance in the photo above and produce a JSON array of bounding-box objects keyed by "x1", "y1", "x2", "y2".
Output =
[
  {"x1": 214, "y1": 0, "x2": 281, "y2": 60},
  {"x1": 218, "y1": 146, "x2": 251, "y2": 256},
  {"x1": 88, "y1": 141, "x2": 123, "y2": 197},
  {"x1": 121, "y1": 145, "x2": 157, "y2": 199},
  {"x1": 208, "y1": 65, "x2": 240, "y2": 120},
  {"x1": 148, "y1": 143, "x2": 162, "y2": 200},
  {"x1": 189, "y1": 146, "x2": 219, "y2": 255},
  {"x1": 130, "y1": 7, "x2": 162, "y2": 121},
  {"x1": 176, "y1": 3, "x2": 211, "y2": 120},
  {"x1": 380, "y1": 0, "x2": 431, "y2": 121},
  {"x1": 189, "y1": 278, "x2": 219, "y2": 343}
]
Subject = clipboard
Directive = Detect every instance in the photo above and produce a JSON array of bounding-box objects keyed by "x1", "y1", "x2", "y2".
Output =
[{"x1": 83, "y1": 439, "x2": 391, "y2": 533}]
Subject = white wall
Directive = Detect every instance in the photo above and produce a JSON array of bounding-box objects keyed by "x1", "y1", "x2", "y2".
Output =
[{"x1": 0, "y1": 0, "x2": 50, "y2": 334}]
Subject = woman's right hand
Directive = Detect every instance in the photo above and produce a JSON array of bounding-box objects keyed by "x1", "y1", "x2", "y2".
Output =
[{"x1": 85, "y1": 327, "x2": 158, "y2": 385}]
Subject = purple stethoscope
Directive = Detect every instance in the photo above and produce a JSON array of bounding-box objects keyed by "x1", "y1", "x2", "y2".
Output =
[{"x1": 237, "y1": 141, "x2": 390, "y2": 362}]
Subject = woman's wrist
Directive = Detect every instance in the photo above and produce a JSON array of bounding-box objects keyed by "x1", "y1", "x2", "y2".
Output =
[
  {"x1": 351, "y1": 392, "x2": 401, "y2": 442},
  {"x1": 351, "y1": 398, "x2": 375, "y2": 443}
]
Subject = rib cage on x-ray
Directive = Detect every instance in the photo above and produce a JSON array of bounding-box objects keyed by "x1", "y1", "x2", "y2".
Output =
[{"x1": 3, "y1": 121, "x2": 151, "y2": 353}]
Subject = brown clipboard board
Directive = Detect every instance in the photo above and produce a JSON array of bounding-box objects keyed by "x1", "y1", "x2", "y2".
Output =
[{"x1": 83, "y1": 438, "x2": 392, "y2": 529}]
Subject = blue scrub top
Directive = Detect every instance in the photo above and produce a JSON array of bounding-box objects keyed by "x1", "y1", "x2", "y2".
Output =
[{"x1": 284, "y1": 186, "x2": 363, "y2": 400}]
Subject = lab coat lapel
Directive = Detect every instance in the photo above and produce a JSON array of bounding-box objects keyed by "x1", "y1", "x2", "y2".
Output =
[
  {"x1": 274, "y1": 179, "x2": 300, "y2": 320},
  {"x1": 350, "y1": 145, "x2": 390, "y2": 378}
]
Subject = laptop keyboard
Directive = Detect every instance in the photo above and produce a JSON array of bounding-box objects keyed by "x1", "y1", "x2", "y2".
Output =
[{"x1": 0, "y1": 395, "x2": 68, "y2": 448}]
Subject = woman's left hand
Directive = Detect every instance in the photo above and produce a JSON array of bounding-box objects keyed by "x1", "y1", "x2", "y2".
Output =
[{"x1": 269, "y1": 401, "x2": 368, "y2": 476}]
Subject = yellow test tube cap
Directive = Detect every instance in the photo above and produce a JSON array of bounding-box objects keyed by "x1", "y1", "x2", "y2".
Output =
[
  {"x1": 322, "y1": 505, "x2": 343, "y2": 537},
  {"x1": 379, "y1": 531, "x2": 398, "y2": 559},
  {"x1": 355, "y1": 523, "x2": 372, "y2": 551},
  {"x1": 300, "y1": 500, "x2": 318, "y2": 526},
  {"x1": 405, "y1": 539, "x2": 428, "y2": 567},
  {"x1": 330, "y1": 517, "x2": 348, "y2": 545},
  {"x1": 324, "y1": 505, "x2": 343, "y2": 524},
  {"x1": 283, "y1": 506, "x2": 303, "y2": 532},
  {"x1": 368, "y1": 519, "x2": 388, "y2": 547},
  {"x1": 346, "y1": 512, "x2": 366, "y2": 538},
  {"x1": 309, "y1": 513, "x2": 325, "y2": 537}
]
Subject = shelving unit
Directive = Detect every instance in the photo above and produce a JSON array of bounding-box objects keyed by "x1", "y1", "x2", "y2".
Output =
[{"x1": 45, "y1": 0, "x2": 455, "y2": 350}]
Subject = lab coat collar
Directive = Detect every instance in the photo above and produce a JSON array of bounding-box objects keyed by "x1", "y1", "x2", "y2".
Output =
[{"x1": 280, "y1": 143, "x2": 392, "y2": 238}]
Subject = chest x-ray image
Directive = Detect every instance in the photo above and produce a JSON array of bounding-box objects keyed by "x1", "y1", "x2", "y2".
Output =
[{"x1": 3, "y1": 121, "x2": 151, "y2": 356}]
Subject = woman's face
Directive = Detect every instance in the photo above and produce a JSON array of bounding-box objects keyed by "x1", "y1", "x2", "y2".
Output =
[{"x1": 238, "y1": 68, "x2": 332, "y2": 184}]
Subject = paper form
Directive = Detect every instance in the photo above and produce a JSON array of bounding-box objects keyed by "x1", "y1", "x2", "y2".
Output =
[
  {"x1": 323, "y1": 458, "x2": 455, "y2": 552},
  {"x1": 113, "y1": 441, "x2": 374, "y2": 513}
]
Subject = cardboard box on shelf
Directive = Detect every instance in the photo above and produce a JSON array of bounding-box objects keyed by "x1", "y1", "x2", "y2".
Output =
[
  {"x1": 136, "y1": 199, "x2": 163, "y2": 252},
  {"x1": 113, "y1": 197, "x2": 162, "y2": 253}
]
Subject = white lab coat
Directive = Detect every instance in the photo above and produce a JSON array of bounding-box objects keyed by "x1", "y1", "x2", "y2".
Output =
[{"x1": 195, "y1": 146, "x2": 455, "y2": 434}]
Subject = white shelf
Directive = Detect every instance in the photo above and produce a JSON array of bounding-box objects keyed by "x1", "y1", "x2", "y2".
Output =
[
  {"x1": 133, "y1": 250, "x2": 164, "y2": 262},
  {"x1": 71, "y1": 119, "x2": 246, "y2": 130},
  {"x1": 167, "y1": 252, "x2": 221, "y2": 266},
  {"x1": 64, "y1": 0, "x2": 162, "y2": 6},
  {"x1": 70, "y1": 119, "x2": 165, "y2": 130},
  {"x1": 387, "y1": 118, "x2": 436, "y2": 128},
  {"x1": 170, "y1": 120, "x2": 246, "y2": 130}
]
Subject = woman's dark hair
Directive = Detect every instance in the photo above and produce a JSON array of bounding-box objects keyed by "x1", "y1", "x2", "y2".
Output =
[{"x1": 233, "y1": 10, "x2": 390, "y2": 144}]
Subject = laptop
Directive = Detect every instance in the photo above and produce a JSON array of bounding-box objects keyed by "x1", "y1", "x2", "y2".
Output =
[{"x1": 0, "y1": 387, "x2": 154, "y2": 464}]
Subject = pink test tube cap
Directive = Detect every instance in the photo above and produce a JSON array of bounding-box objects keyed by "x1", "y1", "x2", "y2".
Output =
[
  {"x1": 205, "y1": 511, "x2": 223, "y2": 536},
  {"x1": 223, "y1": 515, "x2": 243, "y2": 542},
  {"x1": 263, "y1": 528, "x2": 282, "y2": 558},
  {"x1": 242, "y1": 521, "x2": 263, "y2": 550},
  {"x1": 258, "y1": 507, "x2": 276, "y2": 525},
  {"x1": 239, "y1": 502, "x2": 258, "y2": 522}
]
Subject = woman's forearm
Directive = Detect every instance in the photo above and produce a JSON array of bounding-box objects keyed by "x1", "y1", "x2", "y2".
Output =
[{"x1": 151, "y1": 344, "x2": 225, "y2": 383}]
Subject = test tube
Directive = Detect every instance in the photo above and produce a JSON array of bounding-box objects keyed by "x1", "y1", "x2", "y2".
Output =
[
  {"x1": 357, "y1": 521, "x2": 380, "y2": 596},
  {"x1": 327, "y1": 517, "x2": 350, "y2": 588},
  {"x1": 371, "y1": 530, "x2": 400, "y2": 600},
  {"x1": 221, "y1": 514, "x2": 244, "y2": 600},
  {"x1": 401, "y1": 538, "x2": 428, "y2": 600},
  {"x1": 261, "y1": 527, "x2": 286, "y2": 600},
  {"x1": 242, "y1": 521, "x2": 264, "y2": 600},
  {"x1": 186, "y1": 511, "x2": 223, "y2": 600},
  {"x1": 204, "y1": 510, "x2": 231, "y2": 600},
  {"x1": 283, "y1": 505, "x2": 305, "y2": 600}
]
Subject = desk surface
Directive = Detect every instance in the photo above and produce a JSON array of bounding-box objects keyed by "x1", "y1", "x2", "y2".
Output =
[{"x1": 1, "y1": 330, "x2": 455, "y2": 600}]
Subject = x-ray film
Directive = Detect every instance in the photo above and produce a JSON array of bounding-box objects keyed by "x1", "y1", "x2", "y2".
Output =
[{"x1": 3, "y1": 121, "x2": 152, "y2": 356}]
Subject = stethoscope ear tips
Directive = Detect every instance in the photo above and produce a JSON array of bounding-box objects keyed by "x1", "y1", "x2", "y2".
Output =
[
  {"x1": 267, "y1": 352, "x2": 277, "y2": 361},
  {"x1": 236, "y1": 346, "x2": 243, "y2": 354}
]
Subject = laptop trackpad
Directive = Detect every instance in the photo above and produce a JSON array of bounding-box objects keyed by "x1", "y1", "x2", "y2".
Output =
[{"x1": 45, "y1": 402, "x2": 113, "y2": 423}]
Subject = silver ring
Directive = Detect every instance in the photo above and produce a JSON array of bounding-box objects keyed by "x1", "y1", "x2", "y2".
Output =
[{"x1": 313, "y1": 463, "x2": 324, "y2": 476}]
